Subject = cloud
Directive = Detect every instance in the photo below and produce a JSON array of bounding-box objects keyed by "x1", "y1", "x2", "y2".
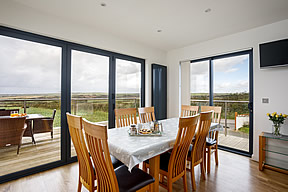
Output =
[
  {"x1": 215, "y1": 80, "x2": 248, "y2": 93},
  {"x1": 224, "y1": 68, "x2": 239, "y2": 73},
  {"x1": 214, "y1": 55, "x2": 248, "y2": 73}
]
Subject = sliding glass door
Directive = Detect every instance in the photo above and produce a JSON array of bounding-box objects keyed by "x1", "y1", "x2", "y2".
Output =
[
  {"x1": 115, "y1": 58, "x2": 142, "y2": 110},
  {"x1": 0, "y1": 26, "x2": 145, "y2": 183},
  {"x1": 213, "y1": 54, "x2": 251, "y2": 153},
  {"x1": 189, "y1": 50, "x2": 253, "y2": 155},
  {"x1": 0, "y1": 34, "x2": 62, "y2": 176}
]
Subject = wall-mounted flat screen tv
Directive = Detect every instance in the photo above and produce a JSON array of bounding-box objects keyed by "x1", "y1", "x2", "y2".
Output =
[{"x1": 260, "y1": 38, "x2": 288, "y2": 68}]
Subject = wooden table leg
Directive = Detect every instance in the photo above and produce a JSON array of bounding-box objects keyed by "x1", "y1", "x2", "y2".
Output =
[
  {"x1": 149, "y1": 155, "x2": 160, "y2": 192},
  {"x1": 259, "y1": 133, "x2": 265, "y2": 171}
]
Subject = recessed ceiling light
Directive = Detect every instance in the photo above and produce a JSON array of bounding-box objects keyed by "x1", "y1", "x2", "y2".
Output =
[
  {"x1": 205, "y1": 8, "x2": 211, "y2": 13},
  {"x1": 157, "y1": 30, "x2": 162, "y2": 33},
  {"x1": 100, "y1": 3, "x2": 106, "y2": 7}
]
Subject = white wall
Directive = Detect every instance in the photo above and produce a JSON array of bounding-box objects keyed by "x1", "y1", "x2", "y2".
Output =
[
  {"x1": 0, "y1": 1, "x2": 166, "y2": 107},
  {"x1": 167, "y1": 19, "x2": 288, "y2": 161}
]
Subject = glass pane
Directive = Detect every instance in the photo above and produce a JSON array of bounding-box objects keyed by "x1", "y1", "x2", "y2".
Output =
[
  {"x1": 213, "y1": 54, "x2": 250, "y2": 152},
  {"x1": 115, "y1": 59, "x2": 141, "y2": 110},
  {"x1": 190, "y1": 60, "x2": 210, "y2": 107},
  {"x1": 71, "y1": 50, "x2": 109, "y2": 156},
  {"x1": 0, "y1": 35, "x2": 61, "y2": 176}
]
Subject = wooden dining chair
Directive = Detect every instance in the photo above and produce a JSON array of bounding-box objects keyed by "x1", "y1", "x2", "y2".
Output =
[
  {"x1": 82, "y1": 118, "x2": 155, "y2": 192},
  {"x1": 187, "y1": 111, "x2": 212, "y2": 191},
  {"x1": 0, "y1": 117, "x2": 27, "y2": 154},
  {"x1": 115, "y1": 108, "x2": 137, "y2": 128},
  {"x1": 66, "y1": 113, "x2": 95, "y2": 192},
  {"x1": 66, "y1": 113, "x2": 123, "y2": 192},
  {"x1": 159, "y1": 115, "x2": 199, "y2": 191},
  {"x1": 201, "y1": 106, "x2": 222, "y2": 173},
  {"x1": 181, "y1": 105, "x2": 199, "y2": 117},
  {"x1": 138, "y1": 107, "x2": 155, "y2": 123}
]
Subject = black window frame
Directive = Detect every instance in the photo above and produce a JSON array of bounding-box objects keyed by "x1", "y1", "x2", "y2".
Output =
[
  {"x1": 190, "y1": 49, "x2": 253, "y2": 157},
  {"x1": 0, "y1": 26, "x2": 145, "y2": 183}
]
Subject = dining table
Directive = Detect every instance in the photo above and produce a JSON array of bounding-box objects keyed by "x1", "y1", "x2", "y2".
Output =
[{"x1": 108, "y1": 117, "x2": 223, "y2": 192}]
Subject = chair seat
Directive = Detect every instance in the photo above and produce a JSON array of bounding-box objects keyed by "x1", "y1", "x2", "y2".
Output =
[
  {"x1": 145, "y1": 152, "x2": 171, "y2": 172},
  {"x1": 115, "y1": 165, "x2": 155, "y2": 192},
  {"x1": 206, "y1": 138, "x2": 217, "y2": 146}
]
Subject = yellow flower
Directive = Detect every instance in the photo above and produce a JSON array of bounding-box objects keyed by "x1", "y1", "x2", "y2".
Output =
[
  {"x1": 267, "y1": 113, "x2": 270, "y2": 116},
  {"x1": 276, "y1": 115, "x2": 279, "y2": 118},
  {"x1": 272, "y1": 113, "x2": 275, "y2": 116},
  {"x1": 280, "y1": 113, "x2": 282, "y2": 116},
  {"x1": 284, "y1": 114, "x2": 287, "y2": 118}
]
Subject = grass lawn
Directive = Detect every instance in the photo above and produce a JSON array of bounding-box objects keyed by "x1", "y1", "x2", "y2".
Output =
[{"x1": 238, "y1": 126, "x2": 249, "y2": 134}]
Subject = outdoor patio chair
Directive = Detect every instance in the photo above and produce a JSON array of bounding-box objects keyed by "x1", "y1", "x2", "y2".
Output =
[{"x1": 0, "y1": 117, "x2": 27, "y2": 154}]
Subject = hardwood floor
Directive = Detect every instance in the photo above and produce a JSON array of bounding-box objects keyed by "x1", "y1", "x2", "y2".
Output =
[{"x1": 0, "y1": 150, "x2": 287, "y2": 192}]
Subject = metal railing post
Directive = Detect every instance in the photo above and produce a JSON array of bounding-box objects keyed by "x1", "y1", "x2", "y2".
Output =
[
  {"x1": 23, "y1": 100, "x2": 27, "y2": 113},
  {"x1": 225, "y1": 101, "x2": 227, "y2": 136}
]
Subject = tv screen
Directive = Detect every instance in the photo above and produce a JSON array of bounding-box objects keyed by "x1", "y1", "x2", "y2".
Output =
[{"x1": 260, "y1": 38, "x2": 288, "y2": 68}]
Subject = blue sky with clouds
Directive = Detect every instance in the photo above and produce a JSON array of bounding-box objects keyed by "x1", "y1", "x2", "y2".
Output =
[{"x1": 190, "y1": 54, "x2": 249, "y2": 94}]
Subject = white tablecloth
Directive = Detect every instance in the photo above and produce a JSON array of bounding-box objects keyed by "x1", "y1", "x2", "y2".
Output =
[{"x1": 108, "y1": 117, "x2": 222, "y2": 171}]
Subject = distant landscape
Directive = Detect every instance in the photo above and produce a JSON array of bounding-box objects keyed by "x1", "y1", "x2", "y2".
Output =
[
  {"x1": 0, "y1": 93, "x2": 140, "y2": 127},
  {"x1": 0, "y1": 92, "x2": 249, "y2": 128},
  {"x1": 191, "y1": 92, "x2": 249, "y2": 119}
]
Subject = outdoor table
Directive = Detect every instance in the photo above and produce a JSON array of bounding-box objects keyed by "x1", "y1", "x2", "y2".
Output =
[
  {"x1": 0, "y1": 114, "x2": 45, "y2": 143},
  {"x1": 108, "y1": 117, "x2": 223, "y2": 192}
]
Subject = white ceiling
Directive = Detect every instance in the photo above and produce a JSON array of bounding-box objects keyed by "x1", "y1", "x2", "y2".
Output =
[{"x1": 11, "y1": 0, "x2": 288, "y2": 51}]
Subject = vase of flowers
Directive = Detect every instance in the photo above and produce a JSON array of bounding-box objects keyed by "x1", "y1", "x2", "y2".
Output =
[{"x1": 267, "y1": 112, "x2": 287, "y2": 136}]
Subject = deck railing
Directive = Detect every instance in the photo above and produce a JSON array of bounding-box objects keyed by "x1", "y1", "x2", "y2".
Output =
[{"x1": 191, "y1": 99, "x2": 249, "y2": 136}]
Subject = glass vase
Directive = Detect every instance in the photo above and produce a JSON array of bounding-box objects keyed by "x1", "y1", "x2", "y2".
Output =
[{"x1": 272, "y1": 123, "x2": 281, "y2": 137}]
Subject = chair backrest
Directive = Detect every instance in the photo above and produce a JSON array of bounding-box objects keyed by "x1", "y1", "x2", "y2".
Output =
[
  {"x1": 168, "y1": 115, "x2": 199, "y2": 178},
  {"x1": 191, "y1": 111, "x2": 212, "y2": 164},
  {"x1": 82, "y1": 118, "x2": 119, "y2": 192},
  {"x1": 0, "y1": 117, "x2": 26, "y2": 147},
  {"x1": 52, "y1": 109, "x2": 56, "y2": 119},
  {"x1": 115, "y1": 108, "x2": 137, "y2": 128},
  {"x1": 200, "y1": 106, "x2": 221, "y2": 123},
  {"x1": 138, "y1": 107, "x2": 156, "y2": 123},
  {"x1": 181, "y1": 105, "x2": 199, "y2": 117},
  {"x1": 66, "y1": 113, "x2": 95, "y2": 191},
  {"x1": 0, "y1": 109, "x2": 20, "y2": 116}
]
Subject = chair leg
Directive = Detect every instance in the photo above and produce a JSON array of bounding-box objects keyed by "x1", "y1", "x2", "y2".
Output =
[
  {"x1": 17, "y1": 144, "x2": 21, "y2": 155},
  {"x1": 160, "y1": 174, "x2": 163, "y2": 183},
  {"x1": 167, "y1": 178, "x2": 173, "y2": 192},
  {"x1": 191, "y1": 166, "x2": 196, "y2": 191},
  {"x1": 215, "y1": 145, "x2": 219, "y2": 165},
  {"x1": 51, "y1": 131, "x2": 53, "y2": 139},
  {"x1": 200, "y1": 161, "x2": 206, "y2": 180},
  {"x1": 207, "y1": 146, "x2": 211, "y2": 173},
  {"x1": 77, "y1": 178, "x2": 82, "y2": 192},
  {"x1": 183, "y1": 173, "x2": 188, "y2": 192}
]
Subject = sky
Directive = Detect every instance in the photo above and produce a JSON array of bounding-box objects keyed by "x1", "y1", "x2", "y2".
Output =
[
  {"x1": 190, "y1": 54, "x2": 249, "y2": 94},
  {"x1": 0, "y1": 35, "x2": 141, "y2": 95}
]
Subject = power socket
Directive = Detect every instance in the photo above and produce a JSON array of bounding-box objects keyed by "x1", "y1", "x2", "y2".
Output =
[{"x1": 262, "y1": 98, "x2": 269, "y2": 104}]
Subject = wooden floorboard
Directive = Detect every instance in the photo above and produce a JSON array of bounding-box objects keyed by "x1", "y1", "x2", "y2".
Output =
[{"x1": 1, "y1": 150, "x2": 287, "y2": 192}]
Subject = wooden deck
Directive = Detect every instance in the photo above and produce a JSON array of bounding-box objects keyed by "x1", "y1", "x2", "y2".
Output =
[
  {"x1": 0, "y1": 126, "x2": 249, "y2": 176},
  {"x1": 0, "y1": 127, "x2": 64, "y2": 176},
  {"x1": 219, "y1": 133, "x2": 249, "y2": 151}
]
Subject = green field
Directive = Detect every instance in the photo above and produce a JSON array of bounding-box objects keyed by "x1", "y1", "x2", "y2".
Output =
[
  {"x1": 0, "y1": 93, "x2": 140, "y2": 127},
  {"x1": 191, "y1": 92, "x2": 249, "y2": 119}
]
